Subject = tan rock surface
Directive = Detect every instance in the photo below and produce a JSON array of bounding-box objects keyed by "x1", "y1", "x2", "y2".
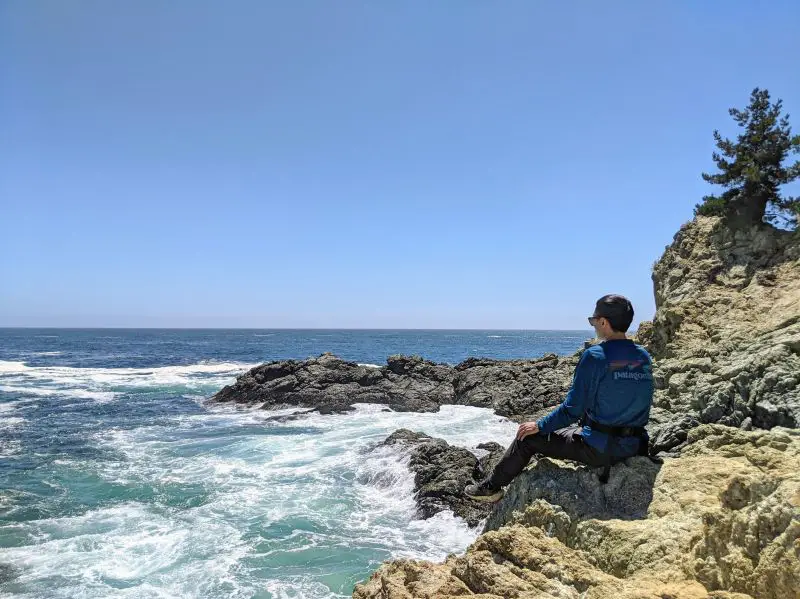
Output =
[
  {"x1": 638, "y1": 217, "x2": 799, "y2": 448},
  {"x1": 354, "y1": 426, "x2": 799, "y2": 599}
]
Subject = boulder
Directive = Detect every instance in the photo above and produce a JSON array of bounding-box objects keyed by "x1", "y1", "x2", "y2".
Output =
[{"x1": 380, "y1": 429, "x2": 506, "y2": 527}]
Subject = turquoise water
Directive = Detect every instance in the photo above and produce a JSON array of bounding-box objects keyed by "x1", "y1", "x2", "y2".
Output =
[{"x1": 0, "y1": 329, "x2": 588, "y2": 598}]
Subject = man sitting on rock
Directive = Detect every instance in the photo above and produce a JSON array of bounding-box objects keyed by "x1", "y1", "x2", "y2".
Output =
[{"x1": 465, "y1": 294, "x2": 654, "y2": 502}]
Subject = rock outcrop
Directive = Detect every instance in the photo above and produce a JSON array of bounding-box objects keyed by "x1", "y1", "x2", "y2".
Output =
[
  {"x1": 637, "y1": 217, "x2": 800, "y2": 452},
  {"x1": 380, "y1": 429, "x2": 506, "y2": 527},
  {"x1": 213, "y1": 353, "x2": 577, "y2": 423},
  {"x1": 352, "y1": 217, "x2": 799, "y2": 599},
  {"x1": 354, "y1": 425, "x2": 800, "y2": 599}
]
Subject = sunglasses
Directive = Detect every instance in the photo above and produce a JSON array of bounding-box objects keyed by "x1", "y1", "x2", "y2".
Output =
[{"x1": 587, "y1": 315, "x2": 605, "y2": 326}]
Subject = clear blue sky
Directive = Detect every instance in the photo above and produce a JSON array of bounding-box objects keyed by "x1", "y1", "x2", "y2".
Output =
[{"x1": 1, "y1": 1, "x2": 798, "y2": 329}]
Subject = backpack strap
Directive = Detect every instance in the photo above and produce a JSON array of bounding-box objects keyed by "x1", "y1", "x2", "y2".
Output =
[{"x1": 582, "y1": 414, "x2": 652, "y2": 483}]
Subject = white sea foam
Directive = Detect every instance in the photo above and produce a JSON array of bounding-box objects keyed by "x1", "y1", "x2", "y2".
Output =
[
  {"x1": 0, "y1": 360, "x2": 256, "y2": 401},
  {"x1": 0, "y1": 399, "x2": 24, "y2": 412},
  {"x1": 0, "y1": 359, "x2": 518, "y2": 598},
  {"x1": 1, "y1": 503, "x2": 250, "y2": 597},
  {"x1": 0, "y1": 415, "x2": 26, "y2": 431},
  {"x1": 0, "y1": 438, "x2": 22, "y2": 457},
  {"x1": 0, "y1": 384, "x2": 118, "y2": 402}
]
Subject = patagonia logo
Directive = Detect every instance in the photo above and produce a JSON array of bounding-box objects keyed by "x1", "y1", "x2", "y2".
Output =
[
  {"x1": 613, "y1": 370, "x2": 652, "y2": 381},
  {"x1": 610, "y1": 361, "x2": 652, "y2": 381}
]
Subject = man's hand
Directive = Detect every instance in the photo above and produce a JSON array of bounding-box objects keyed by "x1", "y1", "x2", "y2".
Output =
[{"x1": 516, "y1": 421, "x2": 539, "y2": 440}]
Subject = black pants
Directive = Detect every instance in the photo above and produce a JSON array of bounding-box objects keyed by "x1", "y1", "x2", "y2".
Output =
[{"x1": 487, "y1": 425, "x2": 611, "y2": 489}]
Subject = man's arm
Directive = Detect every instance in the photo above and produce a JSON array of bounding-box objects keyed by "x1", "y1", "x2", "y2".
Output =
[{"x1": 535, "y1": 350, "x2": 599, "y2": 435}]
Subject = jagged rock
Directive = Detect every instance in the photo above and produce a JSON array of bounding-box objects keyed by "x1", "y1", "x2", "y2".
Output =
[
  {"x1": 451, "y1": 355, "x2": 578, "y2": 420},
  {"x1": 354, "y1": 425, "x2": 800, "y2": 599},
  {"x1": 474, "y1": 441, "x2": 505, "y2": 481},
  {"x1": 482, "y1": 455, "x2": 661, "y2": 533},
  {"x1": 635, "y1": 217, "x2": 800, "y2": 445},
  {"x1": 213, "y1": 353, "x2": 455, "y2": 413},
  {"x1": 212, "y1": 352, "x2": 578, "y2": 422},
  {"x1": 646, "y1": 408, "x2": 702, "y2": 454},
  {"x1": 380, "y1": 429, "x2": 506, "y2": 527}
]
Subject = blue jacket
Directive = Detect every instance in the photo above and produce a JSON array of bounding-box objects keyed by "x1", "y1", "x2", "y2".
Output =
[{"x1": 536, "y1": 339, "x2": 653, "y2": 456}]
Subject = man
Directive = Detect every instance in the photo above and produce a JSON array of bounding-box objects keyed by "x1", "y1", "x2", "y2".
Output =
[{"x1": 465, "y1": 294, "x2": 653, "y2": 502}]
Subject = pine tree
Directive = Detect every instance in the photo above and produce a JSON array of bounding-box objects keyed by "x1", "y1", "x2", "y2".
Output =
[{"x1": 696, "y1": 88, "x2": 800, "y2": 228}]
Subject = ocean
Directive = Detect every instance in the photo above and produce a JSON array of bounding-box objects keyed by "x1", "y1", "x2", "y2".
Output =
[{"x1": 0, "y1": 328, "x2": 589, "y2": 598}]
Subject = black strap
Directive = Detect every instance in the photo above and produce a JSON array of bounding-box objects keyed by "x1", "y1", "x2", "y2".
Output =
[
  {"x1": 583, "y1": 415, "x2": 646, "y2": 438},
  {"x1": 581, "y1": 414, "x2": 650, "y2": 483}
]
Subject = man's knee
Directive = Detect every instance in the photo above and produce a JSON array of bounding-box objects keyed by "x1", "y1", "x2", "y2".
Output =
[{"x1": 517, "y1": 433, "x2": 548, "y2": 454}]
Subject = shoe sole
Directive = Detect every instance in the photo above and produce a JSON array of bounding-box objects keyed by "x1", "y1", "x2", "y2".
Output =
[{"x1": 466, "y1": 489, "x2": 504, "y2": 503}]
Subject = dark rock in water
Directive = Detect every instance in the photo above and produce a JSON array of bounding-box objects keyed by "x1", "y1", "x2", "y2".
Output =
[
  {"x1": 260, "y1": 408, "x2": 318, "y2": 423},
  {"x1": 211, "y1": 351, "x2": 579, "y2": 422},
  {"x1": 380, "y1": 429, "x2": 506, "y2": 527},
  {"x1": 452, "y1": 354, "x2": 578, "y2": 420},
  {"x1": 213, "y1": 353, "x2": 454, "y2": 413}
]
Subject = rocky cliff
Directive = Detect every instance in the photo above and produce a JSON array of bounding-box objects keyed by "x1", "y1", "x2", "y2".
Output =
[
  {"x1": 638, "y1": 217, "x2": 799, "y2": 454},
  {"x1": 354, "y1": 425, "x2": 800, "y2": 599},
  {"x1": 351, "y1": 217, "x2": 799, "y2": 599}
]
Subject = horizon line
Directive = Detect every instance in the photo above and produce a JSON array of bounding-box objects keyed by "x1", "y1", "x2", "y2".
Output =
[{"x1": 0, "y1": 326, "x2": 598, "y2": 332}]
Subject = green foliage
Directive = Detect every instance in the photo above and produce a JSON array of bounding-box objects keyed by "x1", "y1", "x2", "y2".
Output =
[
  {"x1": 695, "y1": 196, "x2": 726, "y2": 217},
  {"x1": 695, "y1": 88, "x2": 800, "y2": 228}
]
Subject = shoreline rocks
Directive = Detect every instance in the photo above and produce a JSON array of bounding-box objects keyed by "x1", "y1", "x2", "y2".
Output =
[
  {"x1": 354, "y1": 425, "x2": 800, "y2": 599},
  {"x1": 212, "y1": 352, "x2": 578, "y2": 424},
  {"x1": 379, "y1": 429, "x2": 506, "y2": 527}
]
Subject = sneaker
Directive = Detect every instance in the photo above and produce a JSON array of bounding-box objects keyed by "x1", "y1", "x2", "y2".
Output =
[{"x1": 464, "y1": 481, "x2": 504, "y2": 502}]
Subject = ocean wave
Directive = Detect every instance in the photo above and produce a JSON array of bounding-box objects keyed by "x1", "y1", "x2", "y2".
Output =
[
  {"x1": 2, "y1": 374, "x2": 516, "y2": 597},
  {"x1": 0, "y1": 502, "x2": 250, "y2": 596},
  {"x1": 0, "y1": 385, "x2": 119, "y2": 402},
  {"x1": 0, "y1": 359, "x2": 257, "y2": 395},
  {"x1": 0, "y1": 415, "x2": 26, "y2": 430},
  {"x1": 0, "y1": 438, "x2": 22, "y2": 457}
]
